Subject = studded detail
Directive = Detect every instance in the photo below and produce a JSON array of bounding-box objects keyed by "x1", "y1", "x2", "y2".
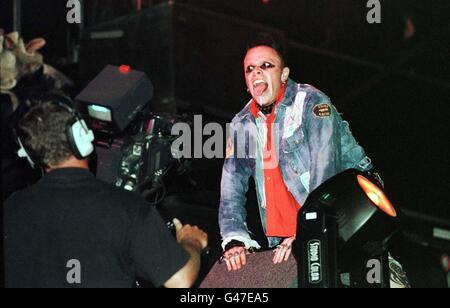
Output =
[{"x1": 256, "y1": 101, "x2": 277, "y2": 115}]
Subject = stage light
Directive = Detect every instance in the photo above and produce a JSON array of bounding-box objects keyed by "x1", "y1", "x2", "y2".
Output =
[
  {"x1": 296, "y1": 169, "x2": 400, "y2": 288},
  {"x1": 357, "y1": 175, "x2": 397, "y2": 217}
]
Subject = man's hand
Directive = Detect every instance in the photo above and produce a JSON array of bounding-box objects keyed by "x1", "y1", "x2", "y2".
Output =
[
  {"x1": 273, "y1": 237, "x2": 295, "y2": 264},
  {"x1": 173, "y1": 218, "x2": 208, "y2": 250},
  {"x1": 164, "y1": 218, "x2": 208, "y2": 288},
  {"x1": 223, "y1": 246, "x2": 247, "y2": 272}
]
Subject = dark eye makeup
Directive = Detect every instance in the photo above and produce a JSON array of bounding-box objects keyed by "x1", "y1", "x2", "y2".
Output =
[{"x1": 245, "y1": 62, "x2": 275, "y2": 74}]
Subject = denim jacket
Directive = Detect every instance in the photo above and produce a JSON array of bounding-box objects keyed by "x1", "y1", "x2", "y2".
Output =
[{"x1": 219, "y1": 79, "x2": 372, "y2": 250}]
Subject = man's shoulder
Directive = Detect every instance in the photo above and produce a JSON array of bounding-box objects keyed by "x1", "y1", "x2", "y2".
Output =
[
  {"x1": 4, "y1": 181, "x2": 42, "y2": 206},
  {"x1": 4, "y1": 189, "x2": 26, "y2": 209},
  {"x1": 3, "y1": 187, "x2": 42, "y2": 221},
  {"x1": 233, "y1": 100, "x2": 253, "y2": 123},
  {"x1": 5, "y1": 177, "x2": 147, "y2": 211},
  {"x1": 298, "y1": 83, "x2": 332, "y2": 106}
]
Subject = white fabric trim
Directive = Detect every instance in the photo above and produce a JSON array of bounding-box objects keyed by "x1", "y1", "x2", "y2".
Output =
[
  {"x1": 221, "y1": 236, "x2": 262, "y2": 251},
  {"x1": 283, "y1": 91, "x2": 307, "y2": 139},
  {"x1": 255, "y1": 118, "x2": 268, "y2": 209},
  {"x1": 300, "y1": 171, "x2": 311, "y2": 193}
]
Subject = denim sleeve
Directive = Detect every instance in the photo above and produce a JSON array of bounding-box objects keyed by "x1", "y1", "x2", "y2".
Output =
[
  {"x1": 340, "y1": 119, "x2": 373, "y2": 172},
  {"x1": 305, "y1": 97, "x2": 342, "y2": 192},
  {"x1": 218, "y1": 122, "x2": 254, "y2": 247},
  {"x1": 305, "y1": 94, "x2": 373, "y2": 192}
]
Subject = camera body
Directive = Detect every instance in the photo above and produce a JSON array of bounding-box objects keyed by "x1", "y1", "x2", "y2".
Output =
[
  {"x1": 91, "y1": 112, "x2": 187, "y2": 202},
  {"x1": 75, "y1": 65, "x2": 191, "y2": 202}
]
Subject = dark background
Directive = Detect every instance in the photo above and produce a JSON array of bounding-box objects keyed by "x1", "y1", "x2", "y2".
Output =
[{"x1": 1, "y1": 0, "x2": 449, "y2": 287}]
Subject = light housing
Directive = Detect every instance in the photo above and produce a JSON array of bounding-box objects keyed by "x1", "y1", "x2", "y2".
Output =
[{"x1": 296, "y1": 169, "x2": 400, "y2": 288}]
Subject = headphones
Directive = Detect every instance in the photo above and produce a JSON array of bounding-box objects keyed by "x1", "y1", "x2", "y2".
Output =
[{"x1": 16, "y1": 96, "x2": 95, "y2": 168}]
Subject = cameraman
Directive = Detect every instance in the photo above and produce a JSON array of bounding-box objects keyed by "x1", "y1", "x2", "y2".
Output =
[{"x1": 4, "y1": 98, "x2": 208, "y2": 288}]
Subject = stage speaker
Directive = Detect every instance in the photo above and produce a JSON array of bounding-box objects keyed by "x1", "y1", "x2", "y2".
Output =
[
  {"x1": 79, "y1": 2, "x2": 285, "y2": 118},
  {"x1": 199, "y1": 250, "x2": 297, "y2": 288}
]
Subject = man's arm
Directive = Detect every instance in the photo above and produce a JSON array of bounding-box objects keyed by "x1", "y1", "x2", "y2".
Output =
[
  {"x1": 164, "y1": 219, "x2": 207, "y2": 288},
  {"x1": 218, "y1": 121, "x2": 256, "y2": 249},
  {"x1": 306, "y1": 95, "x2": 373, "y2": 194},
  {"x1": 130, "y1": 202, "x2": 206, "y2": 288},
  {"x1": 305, "y1": 97, "x2": 341, "y2": 192}
]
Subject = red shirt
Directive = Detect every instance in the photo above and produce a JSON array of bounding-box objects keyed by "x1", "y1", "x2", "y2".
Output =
[{"x1": 250, "y1": 85, "x2": 301, "y2": 237}]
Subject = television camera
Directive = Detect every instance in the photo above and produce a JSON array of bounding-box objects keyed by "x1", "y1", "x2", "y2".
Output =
[{"x1": 76, "y1": 65, "x2": 191, "y2": 205}]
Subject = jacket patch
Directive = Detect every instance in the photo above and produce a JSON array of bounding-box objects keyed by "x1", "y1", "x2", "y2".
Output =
[{"x1": 313, "y1": 103, "x2": 331, "y2": 118}]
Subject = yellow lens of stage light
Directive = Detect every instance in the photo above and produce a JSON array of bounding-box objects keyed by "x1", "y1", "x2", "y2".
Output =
[{"x1": 357, "y1": 175, "x2": 397, "y2": 217}]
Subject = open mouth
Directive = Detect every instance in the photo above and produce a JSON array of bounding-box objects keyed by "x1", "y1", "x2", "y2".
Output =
[{"x1": 253, "y1": 80, "x2": 268, "y2": 96}]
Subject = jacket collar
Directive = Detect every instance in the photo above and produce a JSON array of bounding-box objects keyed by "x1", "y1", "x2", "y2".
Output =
[{"x1": 236, "y1": 79, "x2": 297, "y2": 121}]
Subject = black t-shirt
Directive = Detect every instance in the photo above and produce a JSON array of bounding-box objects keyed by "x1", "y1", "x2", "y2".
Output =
[{"x1": 4, "y1": 168, "x2": 189, "y2": 288}]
